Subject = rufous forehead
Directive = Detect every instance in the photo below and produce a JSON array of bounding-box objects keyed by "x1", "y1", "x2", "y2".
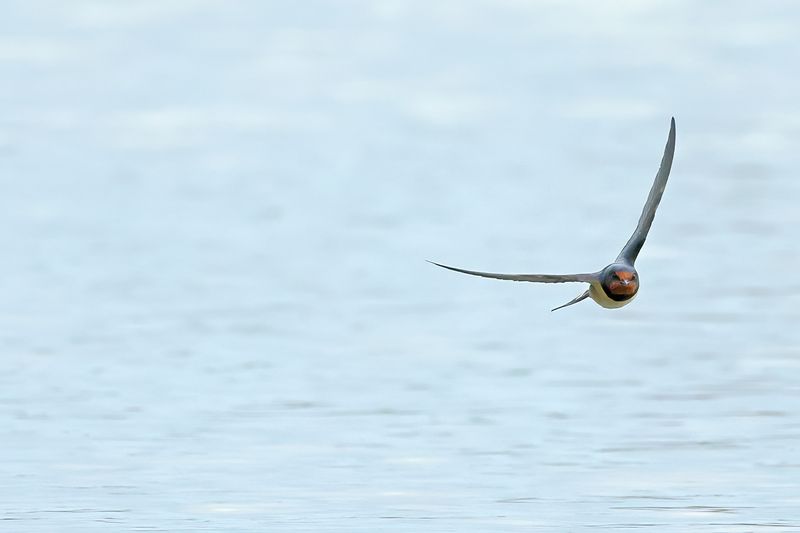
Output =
[{"x1": 617, "y1": 271, "x2": 634, "y2": 281}]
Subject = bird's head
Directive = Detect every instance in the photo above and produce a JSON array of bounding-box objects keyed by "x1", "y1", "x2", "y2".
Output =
[{"x1": 601, "y1": 264, "x2": 639, "y2": 301}]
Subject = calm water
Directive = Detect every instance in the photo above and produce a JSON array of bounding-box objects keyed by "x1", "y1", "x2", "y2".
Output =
[{"x1": 2, "y1": 1, "x2": 800, "y2": 531}]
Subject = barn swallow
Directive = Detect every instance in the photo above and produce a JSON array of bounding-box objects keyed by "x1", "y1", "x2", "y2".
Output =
[{"x1": 430, "y1": 117, "x2": 676, "y2": 311}]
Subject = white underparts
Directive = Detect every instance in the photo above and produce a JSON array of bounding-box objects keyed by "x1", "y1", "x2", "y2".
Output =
[{"x1": 589, "y1": 281, "x2": 636, "y2": 309}]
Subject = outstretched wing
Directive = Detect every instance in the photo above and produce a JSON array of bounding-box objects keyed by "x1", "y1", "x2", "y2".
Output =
[
  {"x1": 616, "y1": 117, "x2": 676, "y2": 265},
  {"x1": 428, "y1": 261, "x2": 597, "y2": 283},
  {"x1": 551, "y1": 289, "x2": 591, "y2": 312}
]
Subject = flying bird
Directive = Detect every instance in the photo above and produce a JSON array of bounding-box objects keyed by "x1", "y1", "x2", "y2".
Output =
[{"x1": 430, "y1": 117, "x2": 676, "y2": 311}]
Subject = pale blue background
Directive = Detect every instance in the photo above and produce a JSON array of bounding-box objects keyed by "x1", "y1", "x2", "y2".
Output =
[{"x1": 2, "y1": 1, "x2": 799, "y2": 531}]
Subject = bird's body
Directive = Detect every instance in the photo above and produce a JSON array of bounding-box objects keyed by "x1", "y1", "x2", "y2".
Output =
[
  {"x1": 589, "y1": 264, "x2": 639, "y2": 309},
  {"x1": 589, "y1": 282, "x2": 634, "y2": 309},
  {"x1": 430, "y1": 118, "x2": 676, "y2": 311}
]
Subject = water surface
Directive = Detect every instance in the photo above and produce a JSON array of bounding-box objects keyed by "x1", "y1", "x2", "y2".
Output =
[{"x1": 2, "y1": 1, "x2": 800, "y2": 531}]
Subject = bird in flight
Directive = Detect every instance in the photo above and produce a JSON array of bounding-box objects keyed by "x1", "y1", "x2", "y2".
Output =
[{"x1": 430, "y1": 117, "x2": 676, "y2": 311}]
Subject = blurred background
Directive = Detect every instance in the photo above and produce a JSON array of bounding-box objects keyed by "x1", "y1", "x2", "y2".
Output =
[{"x1": 2, "y1": 1, "x2": 799, "y2": 531}]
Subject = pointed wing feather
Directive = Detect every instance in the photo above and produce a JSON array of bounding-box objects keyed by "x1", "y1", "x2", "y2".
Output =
[
  {"x1": 551, "y1": 289, "x2": 591, "y2": 312},
  {"x1": 428, "y1": 261, "x2": 597, "y2": 283},
  {"x1": 616, "y1": 117, "x2": 676, "y2": 264}
]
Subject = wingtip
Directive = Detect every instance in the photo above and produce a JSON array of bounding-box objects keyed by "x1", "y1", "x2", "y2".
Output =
[{"x1": 427, "y1": 260, "x2": 450, "y2": 270}]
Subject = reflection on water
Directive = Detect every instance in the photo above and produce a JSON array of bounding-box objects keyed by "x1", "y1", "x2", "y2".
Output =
[{"x1": 2, "y1": 1, "x2": 800, "y2": 531}]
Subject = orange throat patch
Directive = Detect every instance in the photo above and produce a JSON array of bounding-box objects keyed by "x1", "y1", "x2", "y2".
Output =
[
  {"x1": 608, "y1": 280, "x2": 638, "y2": 296},
  {"x1": 617, "y1": 271, "x2": 634, "y2": 282}
]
